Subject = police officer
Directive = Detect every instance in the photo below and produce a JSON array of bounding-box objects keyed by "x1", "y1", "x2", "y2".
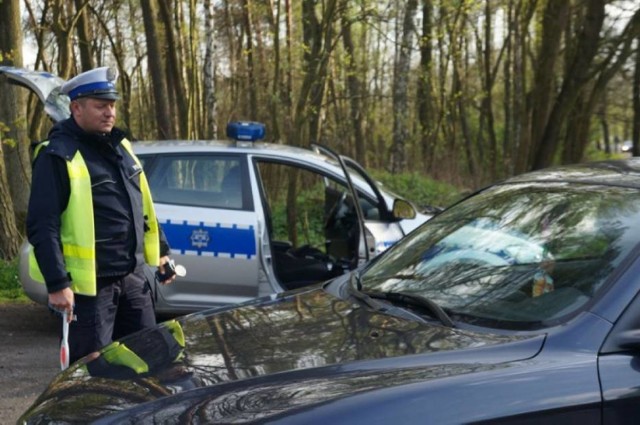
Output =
[{"x1": 26, "y1": 66, "x2": 175, "y2": 364}]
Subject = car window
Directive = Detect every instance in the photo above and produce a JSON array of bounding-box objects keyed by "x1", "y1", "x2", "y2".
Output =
[
  {"x1": 361, "y1": 182, "x2": 640, "y2": 329},
  {"x1": 255, "y1": 161, "x2": 379, "y2": 259},
  {"x1": 256, "y1": 160, "x2": 364, "y2": 280},
  {"x1": 256, "y1": 161, "x2": 342, "y2": 249},
  {"x1": 146, "y1": 154, "x2": 247, "y2": 210}
]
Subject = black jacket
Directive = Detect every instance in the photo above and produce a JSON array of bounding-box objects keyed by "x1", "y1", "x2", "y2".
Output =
[{"x1": 26, "y1": 118, "x2": 170, "y2": 294}]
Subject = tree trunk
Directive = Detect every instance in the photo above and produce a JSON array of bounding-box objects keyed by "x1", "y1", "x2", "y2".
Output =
[
  {"x1": 203, "y1": 0, "x2": 217, "y2": 138},
  {"x1": 0, "y1": 0, "x2": 30, "y2": 224},
  {"x1": 293, "y1": 0, "x2": 338, "y2": 146},
  {"x1": 287, "y1": 0, "x2": 339, "y2": 242},
  {"x1": 417, "y1": 0, "x2": 435, "y2": 171},
  {"x1": 51, "y1": 0, "x2": 76, "y2": 78},
  {"x1": 0, "y1": 0, "x2": 24, "y2": 258},
  {"x1": 512, "y1": 0, "x2": 536, "y2": 175},
  {"x1": 286, "y1": 168, "x2": 298, "y2": 247},
  {"x1": 503, "y1": 0, "x2": 513, "y2": 174},
  {"x1": 390, "y1": 0, "x2": 418, "y2": 173},
  {"x1": 284, "y1": 0, "x2": 293, "y2": 114},
  {"x1": 532, "y1": 0, "x2": 605, "y2": 170},
  {"x1": 141, "y1": 0, "x2": 174, "y2": 139},
  {"x1": 454, "y1": 63, "x2": 475, "y2": 178},
  {"x1": 562, "y1": 92, "x2": 590, "y2": 163},
  {"x1": 266, "y1": 0, "x2": 282, "y2": 142},
  {"x1": 0, "y1": 148, "x2": 21, "y2": 259},
  {"x1": 241, "y1": 0, "x2": 258, "y2": 120},
  {"x1": 307, "y1": 0, "x2": 337, "y2": 145},
  {"x1": 600, "y1": 96, "x2": 611, "y2": 155},
  {"x1": 157, "y1": 0, "x2": 188, "y2": 138},
  {"x1": 73, "y1": 0, "x2": 94, "y2": 70},
  {"x1": 482, "y1": 0, "x2": 498, "y2": 180},
  {"x1": 525, "y1": 1, "x2": 570, "y2": 170},
  {"x1": 341, "y1": 6, "x2": 367, "y2": 166}
]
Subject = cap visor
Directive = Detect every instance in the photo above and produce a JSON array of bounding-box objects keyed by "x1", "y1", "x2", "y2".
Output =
[{"x1": 75, "y1": 92, "x2": 119, "y2": 101}]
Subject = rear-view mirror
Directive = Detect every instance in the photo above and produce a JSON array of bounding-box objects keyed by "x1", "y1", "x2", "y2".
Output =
[{"x1": 393, "y1": 199, "x2": 417, "y2": 220}]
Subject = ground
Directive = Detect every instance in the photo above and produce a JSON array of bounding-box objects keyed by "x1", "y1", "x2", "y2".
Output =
[{"x1": 0, "y1": 302, "x2": 58, "y2": 424}]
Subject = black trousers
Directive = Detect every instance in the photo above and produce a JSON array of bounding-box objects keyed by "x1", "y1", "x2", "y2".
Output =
[{"x1": 67, "y1": 267, "x2": 156, "y2": 364}]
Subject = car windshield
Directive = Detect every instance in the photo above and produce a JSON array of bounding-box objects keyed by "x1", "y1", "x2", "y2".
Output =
[{"x1": 360, "y1": 182, "x2": 640, "y2": 329}]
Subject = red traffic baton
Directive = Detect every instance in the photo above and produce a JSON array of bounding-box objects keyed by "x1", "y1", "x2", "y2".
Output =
[{"x1": 60, "y1": 312, "x2": 70, "y2": 370}]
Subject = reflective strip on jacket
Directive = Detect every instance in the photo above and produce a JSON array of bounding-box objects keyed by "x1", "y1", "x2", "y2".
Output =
[
  {"x1": 28, "y1": 138, "x2": 160, "y2": 296},
  {"x1": 120, "y1": 139, "x2": 161, "y2": 267}
]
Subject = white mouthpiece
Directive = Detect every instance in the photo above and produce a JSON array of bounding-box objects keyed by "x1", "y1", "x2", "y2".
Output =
[{"x1": 175, "y1": 264, "x2": 187, "y2": 277}]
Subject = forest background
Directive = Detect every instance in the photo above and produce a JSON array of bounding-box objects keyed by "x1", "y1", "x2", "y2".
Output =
[{"x1": 0, "y1": 0, "x2": 640, "y2": 264}]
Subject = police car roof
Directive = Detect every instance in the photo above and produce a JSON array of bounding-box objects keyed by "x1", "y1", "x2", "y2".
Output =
[
  {"x1": 131, "y1": 139, "x2": 398, "y2": 205},
  {"x1": 132, "y1": 139, "x2": 341, "y2": 165}
]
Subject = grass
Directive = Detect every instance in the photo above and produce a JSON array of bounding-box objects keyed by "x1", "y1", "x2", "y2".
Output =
[
  {"x1": 371, "y1": 170, "x2": 465, "y2": 210},
  {"x1": 0, "y1": 257, "x2": 28, "y2": 302}
]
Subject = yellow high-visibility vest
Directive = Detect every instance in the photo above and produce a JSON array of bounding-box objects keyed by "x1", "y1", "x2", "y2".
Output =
[{"x1": 28, "y1": 139, "x2": 160, "y2": 296}]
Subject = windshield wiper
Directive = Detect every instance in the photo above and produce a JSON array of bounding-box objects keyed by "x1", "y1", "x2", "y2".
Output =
[
  {"x1": 347, "y1": 271, "x2": 385, "y2": 311},
  {"x1": 362, "y1": 290, "x2": 455, "y2": 328}
]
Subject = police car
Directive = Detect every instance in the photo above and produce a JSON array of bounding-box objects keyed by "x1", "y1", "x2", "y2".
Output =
[{"x1": 1, "y1": 67, "x2": 430, "y2": 315}]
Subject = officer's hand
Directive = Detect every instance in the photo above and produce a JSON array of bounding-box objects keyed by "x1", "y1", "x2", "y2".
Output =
[
  {"x1": 49, "y1": 288, "x2": 75, "y2": 322},
  {"x1": 157, "y1": 256, "x2": 177, "y2": 285}
]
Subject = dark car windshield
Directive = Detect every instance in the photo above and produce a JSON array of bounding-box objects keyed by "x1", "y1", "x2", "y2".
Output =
[{"x1": 360, "y1": 182, "x2": 640, "y2": 329}]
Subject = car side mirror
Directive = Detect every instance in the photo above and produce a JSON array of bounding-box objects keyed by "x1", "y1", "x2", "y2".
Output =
[{"x1": 392, "y1": 199, "x2": 417, "y2": 220}]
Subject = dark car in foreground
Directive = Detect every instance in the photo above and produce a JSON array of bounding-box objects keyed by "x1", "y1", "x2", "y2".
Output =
[{"x1": 19, "y1": 159, "x2": 640, "y2": 424}]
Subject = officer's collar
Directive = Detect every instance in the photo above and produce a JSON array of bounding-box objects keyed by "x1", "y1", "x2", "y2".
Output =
[{"x1": 67, "y1": 117, "x2": 126, "y2": 147}]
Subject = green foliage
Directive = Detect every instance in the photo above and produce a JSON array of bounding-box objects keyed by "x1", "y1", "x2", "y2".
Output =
[
  {"x1": 270, "y1": 182, "x2": 326, "y2": 248},
  {"x1": 0, "y1": 258, "x2": 27, "y2": 302},
  {"x1": 371, "y1": 170, "x2": 465, "y2": 210},
  {"x1": 269, "y1": 170, "x2": 465, "y2": 250},
  {"x1": 583, "y1": 141, "x2": 629, "y2": 162}
]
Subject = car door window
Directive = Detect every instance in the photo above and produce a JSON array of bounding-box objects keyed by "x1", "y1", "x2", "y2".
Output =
[
  {"x1": 146, "y1": 155, "x2": 248, "y2": 210},
  {"x1": 255, "y1": 160, "x2": 355, "y2": 288}
]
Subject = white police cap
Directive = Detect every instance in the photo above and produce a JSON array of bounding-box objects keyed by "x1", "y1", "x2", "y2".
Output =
[{"x1": 61, "y1": 66, "x2": 120, "y2": 101}]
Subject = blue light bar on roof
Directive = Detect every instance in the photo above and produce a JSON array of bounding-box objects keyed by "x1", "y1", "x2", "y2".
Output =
[{"x1": 226, "y1": 121, "x2": 265, "y2": 142}]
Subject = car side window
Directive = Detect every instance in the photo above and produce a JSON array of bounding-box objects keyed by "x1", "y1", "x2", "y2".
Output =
[
  {"x1": 147, "y1": 155, "x2": 247, "y2": 210},
  {"x1": 256, "y1": 160, "x2": 362, "y2": 263}
]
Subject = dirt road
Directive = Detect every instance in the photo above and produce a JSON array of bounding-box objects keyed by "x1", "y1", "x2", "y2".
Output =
[{"x1": 0, "y1": 302, "x2": 59, "y2": 424}]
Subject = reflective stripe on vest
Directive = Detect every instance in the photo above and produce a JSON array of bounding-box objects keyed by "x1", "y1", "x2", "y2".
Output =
[
  {"x1": 120, "y1": 139, "x2": 160, "y2": 267},
  {"x1": 28, "y1": 139, "x2": 160, "y2": 295}
]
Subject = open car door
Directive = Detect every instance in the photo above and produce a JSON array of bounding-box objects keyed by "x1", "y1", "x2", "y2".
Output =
[
  {"x1": 312, "y1": 144, "x2": 416, "y2": 268},
  {"x1": 0, "y1": 66, "x2": 70, "y2": 122},
  {"x1": 310, "y1": 144, "x2": 370, "y2": 268}
]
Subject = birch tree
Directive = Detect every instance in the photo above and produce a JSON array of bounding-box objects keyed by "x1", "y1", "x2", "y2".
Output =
[{"x1": 204, "y1": 0, "x2": 217, "y2": 138}]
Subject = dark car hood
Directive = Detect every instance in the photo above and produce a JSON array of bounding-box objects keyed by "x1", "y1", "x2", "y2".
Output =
[{"x1": 21, "y1": 287, "x2": 544, "y2": 423}]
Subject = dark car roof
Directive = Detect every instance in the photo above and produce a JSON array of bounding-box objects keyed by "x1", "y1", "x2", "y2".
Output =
[{"x1": 505, "y1": 158, "x2": 640, "y2": 188}]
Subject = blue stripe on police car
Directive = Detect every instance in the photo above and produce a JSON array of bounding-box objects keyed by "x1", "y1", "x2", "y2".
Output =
[{"x1": 162, "y1": 220, "x2": 256, "y2": 258}]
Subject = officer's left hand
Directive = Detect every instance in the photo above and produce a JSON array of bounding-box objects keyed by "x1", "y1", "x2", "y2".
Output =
[{"x1": 157, "y1": 256, "x2": 177, "y2": 285}]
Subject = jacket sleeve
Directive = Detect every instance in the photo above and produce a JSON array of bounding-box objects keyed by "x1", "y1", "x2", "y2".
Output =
[{"x1": 26, "y1": 151, "x2": 72, "y2": 293}]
